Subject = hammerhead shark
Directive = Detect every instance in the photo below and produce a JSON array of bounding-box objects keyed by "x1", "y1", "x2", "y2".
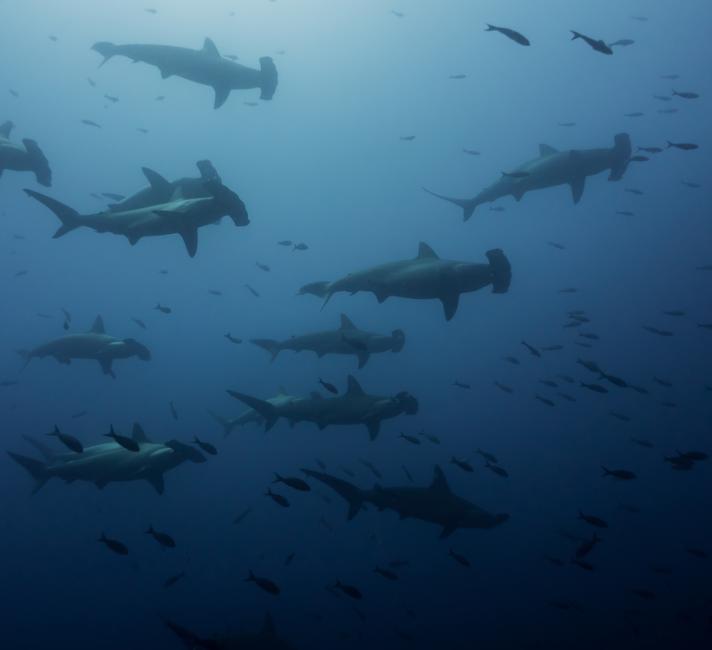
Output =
[{"x1": 0, "y1": 120, "x2": 51, "y2": 186}]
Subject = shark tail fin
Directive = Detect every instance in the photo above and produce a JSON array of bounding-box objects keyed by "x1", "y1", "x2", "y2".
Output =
[
  {"x1": 24, "y1": 189, "x2": 81, "y2": 238},
  {"x1": 570, "y1": 31, "x2": 583, "y2": 41},
  {"x1": 258, "y1": 56, "x2": 278, "y2": 100},
  {"x1": 298, "y1": 281, "x2": 330, "y2": 298},
  {"x1": 17, "y1": 349, "x2": 32, "y2": 369},
  {"x1": 486, "y1": 249, "x2": 512, "y2": 293},
  {"x1": 391, "y1": 329, "x2": 406, "y2": 353},
  {"x1": 423, "y1": 187, "x2": 479, "y2": 221},
  {"x1": 7, "y1": 452, "x2": 49, "y2": 494},
  {"x1": 301, "y1": 468, "x2": 365, "y2": 520},
  {"x1": 609, "y1": 133, "x2": 632, "y2": 181},
  {"x1": 250, "y1": 339, "x2": 281, "y2": 362},
  {"x1": 227, "y1": 390, "x2": 278, "y2": 431},
  {"x1": 22, "y1": 139, "x2": 52, "y2": 187},
  {"x1": 207, "y1": 409, "x2": 235, "y2": 437},
  {"x1": 92, "y1": 41, "x2": 118, "y2": 66}
]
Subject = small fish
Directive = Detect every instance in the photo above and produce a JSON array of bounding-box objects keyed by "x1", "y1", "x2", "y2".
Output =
[
  {"x1": 576, "y1": 533, "x2": 602, "y2": 559},
  {"x1": 163, "y1": 571, "x2": 186, "y2": 588},
  {"x1": 667, "y1": 141, "x2": 699, "y2": 151},
  {"x1": 642, "y1": 326, "x2": 673, "y2": 337},
  {"x1": 503, "y1": 356, "x2": 520, "y2": 365},
  {"x1": 653, "y1": 377, "x2": 672, "y2": 388},
  {"x1": 146, "y1": 525, "x2": 176, "y2": 548},
  {"x1": 192, "y1": 437, "x2": 217, "y2": 455},
  {"x1": 698, "y1": 323, "x2": 712, "y2": 330},
  {"x1": 578, "y1": 511, "x2": 608, "y2": 529},
  {"x1": 277, "y1": 240, "x2": 292, "y2": 246},
  {"x1": 318, "y1": 378, "x2": 338, "y2": 394},
  {"x1": 653, "y1": 95, "x2": 671, "y2": 101},
  {"x1": 450, "y1": 457, "x2": 473, "y2": 473},
  {"x1": 333, "y1": 580, "x2": 362, "y2": 599},
  {"x1": 571, "y1": 559, "x2": 594, "y2": 571},
  {"x1": 521, "y1": 340, "x2": 541, "y2": 357},
  {"x1": 609, "y1": 411, "x2": 630, "y2": 422},
  {"x1": 402, "y1": 465, "x2": 414, "y2": 482},
  {"x1": 671, "y1": 90, "x2": 699, "y2": 99},
  {"x1": 448, "y1": 548, "x2": 470, "y2": 567},
  {"x1": 686, "y1": 548, "x2": 708, "y2": 559},
  {"x1": 132, "y1": 318, "x2": 146, "y2": 329},
  {"x1": 489, "y1": 206, "x2": 505, "y2": 212},
  {"x1": 155, "y1": 95, "x2": 165, "y2": 101},
  {"x1": 273, "y1": 473, "x2": 310, "y2": 492},
  {"x1": 136, "y1": 128, "x2": 149, "y2": 134},
  {"x1": 452, "y1": 380, "x2": 471, "y2": 390},
  {"x1": 601, "y1": 466, "x2": 636, "y2": 480},
  {"x1": 616, "y1": 211, "x2": 635, "y2": 216},
  {"x1": 374, "y1": 566, "x2": 398, "y2": 580},
  {"x1": 104, "y1": 426, "x2": 139, "y2": 452},
  {"x1": 425, "y1": 434, "x2": 441, "y2": 445},
  {"x1": 485, "y1": 24, "x2": 530, "y2": 46},
  {"x1": 662, "y1": 310, "x2": 685, "y2": 317},
  {"x1": 246, "y1": 570, "x2": 280, "y2": 595},
  {"x1": 256, "y1": 262, "x2": 270, "y2": 272},
  {"x1": 579, "y1": 332, "x2": 599, "y2": 340},
  {"x1": 399, "y1": 135, "x2": 416, "y2": 141},
  {"x1": 265, "y1": 489, "x2": 290, "y2": 508},
  {"x1": 477, "y1": 449, "x2": 498, "y2": 464},
  {"x1": 548, "y1": 242, "x2": 566, "y2": 250},
  {"x1": 558, "y1": 374, "x2": 575, "y2": 383},
  {"x1": 542, "y1": 345, "x2": 563, "y2": 352},
  {"x1": 87, "y1": 77, "x2": 96, "y2": 87},
  {"x1": 71, "y1": 410, "x2": 87, "y2": 419},
  {"x1": 609, "y1": 38, "x2": 634, "y2": 47},
  {"x1": 535, "y1": 394, "x2": 555, "y2": 407},
  {"x1": 104, "y1": 94, "x2": 119, "y2": 103},
  {"x1": 0, "y1": 380, "x2": 18, "y2": 387},
  {"x1": 630, "y1": 438, "x2": 654, "y2": 449},
  {"x1": 637, "y1": 146, "x2": 663, "y2": 155},
  {"x1": 47, "y1": 425, "x2": 83, "y2": 453},
  {"x1": 98, "y1": 532, "x2": 128, "y2": 556},
  {"x1": 391, "y1": 10, "x2": 404, "y2": 18},
  {"x1": 559, "y1": 393, "x2": 576, "y2": 402},
  {"x1": 660, "y1": 73, "x2": 679, "y2": 79},
  {"x1": 619, "y1": 503, "x2": 641, "y2": 514},
  {"x1": 154, "y1": 303, "x2": 171, "y2": 314},
  {"x1": 81, "y1": 119, "x2": 102, "y2": 128},
  {"x1": 284, "y1": 552, "x2": 295, "y2": 566},
  {"x1": 502, "y1": 171, "x2": 530, "y2": 178},
  {"x1": 657, "y1": 108, "x2": 678, "y2": 114},
  {"x1": 631, "y1": 15, "x2": 649, "y2": 21},
  {"x1": 580, "y1": 382, "x2": 608, "y2": 394},
  {"x1": 485, "y1": 462, "x2": 508, "y2": 478},
  {"x1": 629, "y1": 155, "x2": 649, "y2": 162},
  {"x1": 145, "y1": 7, "x2": 158, "y2": 14},
  {"x1": 570, "y1": 31, "x2": 613, "y2": 55},
  {"x1": 681, "y1": 181, "x2": 700, "y2": 188},
  {"x1": 14, "y1": 270, "x2": 28, "y2": 278},
  {"x1": 233, "y1": 507, "x2": 252, "y2": 525},
  {"x1": 9, "y1": 89, "x2": 19, "y2": 97},
  {"x1": 293, "y1": 242, "x2": 309, "y2": 251},
  {"x1": 494, "y1": 381, "x2": 513, "y2": 394},
  {"x1": 359, "y1": 459, "x2": 382, "y2": 479},
  {"x1": 559, "y1": 287, "x2": 578, "y2": 293},
  {"x1": 624, "y1": 112, "x2": 644, "y2": 118},
  {"x1": 208, "y1": 289, "x2": 222, "y2": 296},
  {"x1": 244, "y1": 284, "x2": 260, "y2": 298},
  {"x1": 449, "y1": 74, "x2": 467, "y2": 80},
  {"x1": 540, "y1": 379, "x2": 558, "y2": 388},
  {"x1": 225, "y1": 333, "x2": 242, "y2": 344},
  {"x1": 169, "y1": 401, "x2": 178, "y2": 420},
  {"x1": 463, "y1": 148, "x2": 480, "y2": 156},
  {"x1": 399, "y1": 433, "x2": 420, "y2": 445}
]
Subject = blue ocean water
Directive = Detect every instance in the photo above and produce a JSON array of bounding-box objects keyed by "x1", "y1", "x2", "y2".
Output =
[{"x1": 1, "y1": 1, "x2": 711, "y2": 648}]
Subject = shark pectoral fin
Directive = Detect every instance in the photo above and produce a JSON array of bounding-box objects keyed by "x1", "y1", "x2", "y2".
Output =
[
  {"x1": 99, "y1": 358, "x2": 115, "y2": 378},
  {"x1": 213, "y1": 85, "x2": 231, "y2": 109},
  {"x1": 440, "y1": 292, "x2": 460, "y2": 321},
  {"x1": 179, "y1": 228, "x2": 199, "y2": 257},
  {"x1": 374, "y1": 291, "x2": 388, "y2": 304},
  {"x1": 570, "y1": 176, "x2": 586, "y2": 204},
  {"x1": 127, "y1": 233, "x2": 140, "y2": 246},
  {"x1": 512, "y1": 188, "x2": 525, "y2": 201},
  {"x1": 357, "y1": 351, "x2": 370, "y2": 369},
  {"x1": 159, "y1": 67, "x2": 175, "y2": 79},
  {"x1": 439, "y1": 522, "x2": 458, "y2": 539},
  {"x1": 366, "y1": 420, "x2": 381, "y2": 441},
  {"x1": 146, "y1": 472, "x2": 165, "y2": 495}
]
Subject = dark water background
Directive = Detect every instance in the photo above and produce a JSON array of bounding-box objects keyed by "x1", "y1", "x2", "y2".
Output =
[{"x1": 1, "y1": 1, "x2": 711, "y2": 648}]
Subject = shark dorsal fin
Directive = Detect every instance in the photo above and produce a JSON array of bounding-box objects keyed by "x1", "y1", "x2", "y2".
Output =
[
  {"x1": 417, "y1": 242, "x2": 439, "y2": 259},
  {"x1": 0, "y1": 120, "x2": 13, "y2": 138},
  {"x1": 89, "y1": 315, "x2": 105, "y2": 334},
  {"x1": 131, "y1": 423, "x2": 150, "y2": 443},
  {"x1": 430, "y1": 465, "x2": 451, "y2": 494},
  {"x1": 141, "y1": 167, "x2": 172, "y2": 197},
  {"x1": 261, "y1": 613, "x2": 276, "y2": 638},
  {"x1": 202, "y1": 38, "x2": 221, "y2": 58},
  {"x1": 539, "y1": 144, "x2": 558, "y2": 156},
  {"x1": 346, "y1": 374, "x2": 365, "y2": 396},
  {"x1": 339, "y1": 314, "x2": 356, "y2": 330}
]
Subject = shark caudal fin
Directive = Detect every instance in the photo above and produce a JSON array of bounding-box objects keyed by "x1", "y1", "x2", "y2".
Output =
[
  {"x1": 24, "y1": 189, "x2": 82, "y2": 238},
  {"x1": 226, "y1": 390, "x2": 279, "y2": 431},
  {"x1": 301, "y1": 468, "x2": 365, "y2": 520},
  {"x1": 92, "y1": 41, "x2": 118, "y2": 66},
  {"x1": 298, "y1": 281, "x2": 331, "y2": 298},
  {"x1": 22, "y1": 139, "x2": 52, "y2": 187},
  {"x1": 7, "y1": 452, "x2": 49, "y2": 494},
  {"x1": 207, "y1": 410, "x2": 237, "y2": 437},
  {"x1": 250, "y1": 339, "x2": 281, "y2": 362},
  {"x1": 486, "y1": 249, "x2": 512, "y2": 293},
  {"x1": 259, "y1": 57, "x2": 278, "y2": 100},
  {"x1": 609, "y1": 133, "x2": 632, "y2": 181},
  {"x1": 423, "y1": 187, "x2": 479, "y2": 221}
]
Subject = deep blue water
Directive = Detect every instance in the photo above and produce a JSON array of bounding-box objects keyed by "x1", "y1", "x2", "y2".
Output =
[{"x1": 1, "y1": 1, "x2": 711, "y2": 649}]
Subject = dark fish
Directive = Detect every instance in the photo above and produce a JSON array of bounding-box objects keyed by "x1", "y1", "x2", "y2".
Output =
[
  {"x1": 391, "y1": 10, "x2": 404, "y2": 18},
  {"x1": 653, "y1": 95, "x2": 671, "y2": 101},
  {"x1": 425, "y1": 433, "x2": 441, "y2": 445},
  {"x1": 624, "y1": 188, "x2": 643, "y2": 195},
  {"x1": 579, "y1": 511, "x2": 608, "y2": 529},
  {"x1": 657, "y1": 108, "x2": 678, "y2": 114},
  {"x1": 521, "y1": 341, "x2": 541, "y2": 357},
  {"x1": 163, "y1": 571, "x2": 186, "y2": 588},
  {"x1": 463, "y1": 148, "x2": 480, "y2": 156},
  {"x1": 146, "y1": 525, "x2": 175, "y2": 548},
  {"x1": 698, "y1": 323, "x2": 712, "y2": 330},
  {"x1": 169, "y1": 401, "x2": 178, "y2": 420},
  {"x1": 686, "y1": 548, "x2": 708, "y2": 559},
  {"x1": 576, "y1": 533, "x2": 602, "y2": 559},
  {"x1": 402, "y1": 465, "x2": 414, "y2": 482},
  {"x1": 71, "y1": 410, "x2": 87, "y2": 419},
  {"x1": 47, "y1": 425, "x2": 83, "y2": 453},
  {"x1": 609, "y1": 38, "x2": 634, "y2": 47},
  {"x1": 631, "y1": 15, "x2": 648, "y2": 21},
  {"x1": 558, "y1": 374, "x2": 575, "y2": 383},
  {"x1": 192, "y1": 437, "x2": 217, "y2": 455},
  {"x1": 374, "y1": 566, "x2": 398, "y2": 581},
  {"x1": 485, "y1": 462, "x2": 508, "y2": 478},
  {"x1": 630, "y1": 438, "x2": 654, "y2": 449},
  {"x1": 580, "y1": 382, "x2": 608, "y2": 394},
  {"x1": 477, "y1": 448, "x2": 498, "y2": 464},
  {"x1": 602, "y1": 466, "x2": 636, "y2": 480},
  {"x1": 333, "y1": 580, "x2": 362, "y2": 599},
  {"x1": 284, "y1": 552, "x2": 295, "y2": 566},
  {"x1": 449, "y1": 74, "x2": 467, "y2": 80},
  {"x1": 399, "y1": 135, "x2": 416, "y2": 141},
  {"x1": 104, "y1": 426, "x2": 139, "y2": 452},
  {"x1": 503, "y1": 356, "x2": 520, "y2": 365},
  {"x1": 629, "y1": 155, "x2": 649, "y2": 162},
  {"x1": 14, "y1": 270, "x2": 28, "y2": 278},
  {"x1": 672, "y1": 90, "x2": 699, "y2": 99},
  {"x1": 570, "y1": 31, "x2": 613, "y2": 55},
  {"x1": 104, "y1": 94, "x2": 119, "y2": 103},
  {"x1": 571, "y1": 559, "x2": 594, "y2": 571},
  {"x1": 255, "y1": 262, "x2": 270, "y2": 272},
  {"x1": 610, "y1": 411, "x2": 630, "y2": 422},
  {"x1": 265, "y1": 489, "x2": 290, "y2": 507},
  {"x1": 502, "y1": 171, "x2": 530, "y2": 178},
  {"x1": 81, "y1": 119, "x2": 102, "y2": 128},
  {"x1": 616, "y1": 211, "x2": 635, "y2": 216},
  {"x1": 642, "y1": 326, "x2": 673, "y2": 336},
  {"x1": 87, "y1": 77, "x2": 96, "y2": 87},
  {"x1": 653, "y1": 377, "x2": 672, "y2": 388},
  {"x1": 155, "y1": 95, "x2": 165, "y2": 101},
  {"x1": 620, "y1": 503, "x2": 641, "y2": 514},
  {"x1": 208, "y1": 289, "x2": 222, "y2": 296},
  {"x1": 494, "y1": 381, "x2": 513, "y2": 394},
  {"x1": 233, "y1": 507, "x2": 252, "y2": 525},
  {"x1": 681, "y1": 181, "x2": 700, "y2": 188},
  {"x1": 559, "y1": 287, "x2": 578, "y2": 293},
  {"x1": 244, "y1": 284, "x2": 260, "y2": 298},
  {"x1": 665, "y1": 455, "x2": 694, "y2": 471},
  {"x1": 98, "y1": 532, "x2": 128, "y2": 555},
  {"x1": 145, "y1": 8, "x2": 157, "y2": 14},
  {"x1": 154, "y1": 303, "x2": 171, "y2": 314},
  {"x1": 448, "y1": 548, "x2": 470, "y2": 567},
  {"x1": 662, "y1": 310, "x2": 685, "y2": 316},
  {"x1": 540, "y1": 379, "x2": 558, "y2": 388},
  {"x1": 679, "y1": 450, "x2": 708, "y2": 462},
  {"x1": 225, "y1": 333, "x2": 242, "y2": 344},
  {"x1": 452, "y1": 380, "x2": 471, "y2": 390},
  {"x1": 293, "y1": 242, "x2": 309, "y2": 251},
  {"x1": 559, "y1": 393, "x2": 577, "y2": 402},
  {"x1": 548, "y1": 242, "x2": 566, "y2": 250},
  {"x1": 667, "y1": 141, "x2": 699, "y2": 151},
  {"x1": 389, "y1": 560, "x2": 410, "y2": 569},
  {"x1": 318, "y1": 378, "x2": 338, "y2": 394},
  {"x1": 600, "y1": 372, "x2": 627, "y2": 388},
  {"x1": 624, "y1": 112, "x2": 644, "y2": 118},
  {"x1": 535, "y1": 394, "x2": 555, "y2": 407},
  {"x1": 660, "y1": 73, "x2": 679, "y2": 79},
  {"x1": 132, "y1": 318, "x2": 146, "y2": 329},
  {"x1": 9, "y1": 89, "x2": 18, "y2": 97},
  {"x1": 246, "y1": 571, "x2": 280, "y2": 595},
  {"x1": 450, "y1": 457, "x2": 473, "y2": 473},
  {"x1": 399, "y1": 433, "x2": 420, "y2": 445},
  {"x1": 485, "y1": 24, "x2": 530, "y2": 46},
  {"x1": 278, "y1": 240, "x2": 292, "y2": 246},
  {"x1": 273, "y1": 473, "x2": 310, "y2": 491},
  {"x1": 136, "y1": 128, "x2": 149, "y2": 134},
  {"x1": 359, "y1": 459, "x2": 382, "y2": 479},
  {"x1": 0, "y1": 380, "x2": 18, "y2": 387}
]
